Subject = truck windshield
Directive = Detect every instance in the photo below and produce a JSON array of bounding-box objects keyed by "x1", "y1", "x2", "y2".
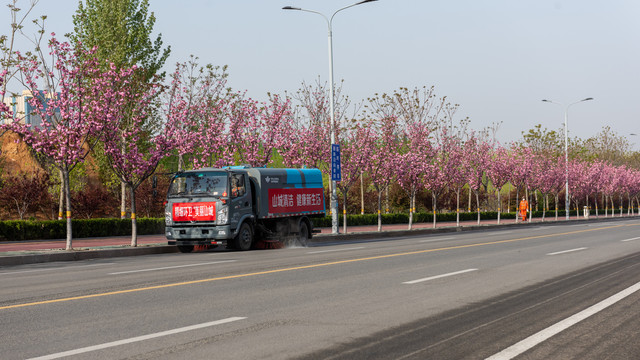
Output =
[{"x1": 168, "y1": 171, "x2": 228, "y2": 197}]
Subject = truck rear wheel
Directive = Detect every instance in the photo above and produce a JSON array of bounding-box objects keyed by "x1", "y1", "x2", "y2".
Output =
[
  {"x1": 233, "y1": 223, "x2": 253, "y2": 251},
  {"x1": 298, "y1": 221, "x2": 310, "y2": 247}
]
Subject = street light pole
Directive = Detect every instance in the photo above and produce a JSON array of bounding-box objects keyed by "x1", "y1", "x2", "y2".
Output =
[
  {"x1": 283, "y1": 0, "x2": 378, "y2": 234},
  {"x1": 542, "y1": 97, "x2": 594, "y2": 220}
]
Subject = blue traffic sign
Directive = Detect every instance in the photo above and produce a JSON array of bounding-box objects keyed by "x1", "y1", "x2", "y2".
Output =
[{"x1": 331, "y1": 144, "x2": 341, "y2": 181}]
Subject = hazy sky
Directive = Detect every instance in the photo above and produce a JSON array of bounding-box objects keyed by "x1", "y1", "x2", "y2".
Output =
[{"x1": 6, "y1": 0, "x2": 640, "y2": 148}]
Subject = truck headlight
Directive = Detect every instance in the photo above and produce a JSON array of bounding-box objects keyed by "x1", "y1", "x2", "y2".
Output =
[
  {"x1": 216, "y1": 207, "x2": 228, "y2": 225},
  {"x1": 165, "y1": 210, "x2": 172, "y2": 226}
]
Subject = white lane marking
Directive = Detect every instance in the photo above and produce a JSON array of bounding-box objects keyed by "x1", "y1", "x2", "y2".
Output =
[
  {"x1": 546, "y1": 248, "x2": 587, "y2": 256},
  {"x1": 485, "y1": 281, "x2": 640, "y2": 360},
  {"x1": 403, "y1": 269, "x2": 478, "y2": 285},
  {"x1": 306, "y1": 247, "x2": 365, "y2": 254},
  {"x1": 109, "y1": 260, "x2": 236, "y2": 275},
  {"x1": 0, "y1": 263, "x2": 114, "y2": 276},
  {"x1": 419, "y1": 237, "x2": 454, "y2": 243},
  {"x1": 621, "y1": 237, "x2": 640, "y2": 242},
  {"x1": 26, "y1": 317, "x2": 246, "y2": 360}
]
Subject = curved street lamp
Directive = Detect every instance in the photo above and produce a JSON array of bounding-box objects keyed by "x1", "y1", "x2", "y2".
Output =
[
  {"x1": 283, "y1": 0, "x2": 378, "y2": 234},
  {"x1": 542, "y1": 97, "x2": 594, "y2": 220}
]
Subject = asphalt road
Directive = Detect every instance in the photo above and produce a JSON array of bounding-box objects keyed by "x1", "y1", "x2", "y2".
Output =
[{"x1": 1, "y1": 219, "x2": 640, "y2": 359}]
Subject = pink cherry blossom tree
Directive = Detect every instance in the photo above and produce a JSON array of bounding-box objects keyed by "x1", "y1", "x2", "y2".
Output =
[
  {"x1": 336, "y1": 123, "x2": 375, "y2": 232},
  {"x1": 228, "y1": 94, "x2": 293, "y2": 167},
  {"x1": 423, "y1": 145, "x2": 448, "y2": 228},
  {"x1": 100, "y1": 71, "x2": 171, "y2": 247},
  {"x1": 586, "y1": 160, "x2": 606, "y2": 218},
  {"x1": 510, "y1": 146, "x2": 535, "y2": 222},
  {"x1": 396, "y1": 122, "x2": 433, "y2": 229},
  {"x1": 366, "y1": 116, "x2": 400, "y2": 231},
  {"x1": 464, "y1": 133, "x2": 492, "y2": 225},
  {"x1": 567, "y1": 159, "x2": 590, "y2": 218},
  {"x1": 6, "y1": 36, "x2": 127, "y2": 249},
  {"x1": 486, "y1": 146, "x2": 513, "y2": 224},
  {"x1": 441, "y1": 132, "x2": 467, "y2": 226},
  {"x1": 162, "y1": 57, "x2": 230, "y2": 171}
]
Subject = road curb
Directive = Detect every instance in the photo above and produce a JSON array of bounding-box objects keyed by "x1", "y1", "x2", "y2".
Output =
[{"x1": 0, "y1": 246, "x2": 179, "y2": 266}]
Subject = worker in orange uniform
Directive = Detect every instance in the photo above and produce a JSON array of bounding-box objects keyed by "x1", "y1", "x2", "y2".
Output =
[{"x1": 519, "y1": 197, "x2": 529, "y2": 222}]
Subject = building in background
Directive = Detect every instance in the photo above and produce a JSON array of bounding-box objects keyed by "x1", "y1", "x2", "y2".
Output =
[{"x1": 2, "y1": 90, "x2": 60, "y2": 127}]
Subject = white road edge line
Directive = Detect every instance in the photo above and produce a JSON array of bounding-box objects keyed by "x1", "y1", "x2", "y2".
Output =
[
  {"x1": 109, "y1": 260, "x2": 237, "y2": 275},
  {"x1": 621, "y1": 237, "x2": 640, "y2": 242},
  {"x1": 307, "y1": 247, "x2": 365, "y2": 254},
  {"x1": 0, "y1": 263, "x2": 115, "y2": 276},
  {"x1": 26, "y1": 317, "x2": 247, "y2": 360},
  {"x1": 546, "y1": 247, "x2": 587, "y2": 256},
  {"x1": 403, "y1": 269, "x2": 478, "y2": 285},
  {"x1": 485, "y1": 281, "x2": 640, "y2": 360}
]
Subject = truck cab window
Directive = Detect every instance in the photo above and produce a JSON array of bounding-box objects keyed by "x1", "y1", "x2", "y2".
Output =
[{"x1": 231, "y1": 174, "x2": 246, "y2": 198}]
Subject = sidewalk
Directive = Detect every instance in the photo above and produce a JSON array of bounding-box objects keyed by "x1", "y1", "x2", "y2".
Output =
[{"x1": 0, "y1": 214, "x2": 633, "y2": 266}]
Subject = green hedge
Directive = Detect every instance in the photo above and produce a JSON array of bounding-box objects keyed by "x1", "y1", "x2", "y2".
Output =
[
  {"x1": 0, "y1": 209, "x2": 617, "y2": 241},
  {"x1": 0, "y1": 218, "x2": 164, "y2": 241}
]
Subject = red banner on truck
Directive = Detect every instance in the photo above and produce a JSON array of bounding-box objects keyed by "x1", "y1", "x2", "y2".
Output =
[
  {"x1": 268, "y1": 188, "x2": 324, "y2": 214},
  {"x1": 173, "y1": 202, "x2": 216, "y2": 222}
]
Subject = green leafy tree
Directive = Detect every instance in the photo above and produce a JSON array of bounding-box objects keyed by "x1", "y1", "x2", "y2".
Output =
[
  {"x1": 70, "y1": 0, "x2": 170, "y2": 220},
  {"x1": 70, "y1": 0, "x2": 170, "y2": 80}
]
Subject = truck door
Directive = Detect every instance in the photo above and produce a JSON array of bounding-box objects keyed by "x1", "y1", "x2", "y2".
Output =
[{"x1": 229, "y1": 173, "x2": 252, "y2": 228}]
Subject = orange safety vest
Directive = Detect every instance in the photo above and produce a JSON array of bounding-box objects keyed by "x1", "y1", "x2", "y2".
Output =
[{"x1": 519, "y1": 200, "x2": 528, "y2": 212}]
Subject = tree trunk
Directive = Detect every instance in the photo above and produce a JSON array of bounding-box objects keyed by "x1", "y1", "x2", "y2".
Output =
[
  {"x1": 476, "y1": 191, "x2": 481, "y2": 225},
  {"x1": 63, "y1": 169, "x2": 73, "y2": 250},
  {"x1": 611, "y1": 197, "x2": 615, "y2": 217},
  {"x1": 377, "y1": 190, "x2": 383, "y2": 232},
  {"x1": 121, "y1": 180, "x2": 127, "y2": 219},
  {"x1": 497, "y1": 190, "x2": 502, "y2": 225},
  {"x1": 527, "y1": 188, "x2": 532, "y2": 222},
  {"x1": 456, "y1": 189, "x2": 460, "y2": 227},
  {"x1": 58, "y1": 169, "x2": 64, "y2": 220},
  {"x1": 554, "y1": 194, "x2": 559, "y2": 220},
  {"x1": 360, "y1": 172, "x2": 364, "y2": 215},
  {"x1": 620, "y1": 194, "x2": 624, "y2": 217},
  {"x1": 515, "y1": 187, "x2": 519, "y2": 223},
  {"x1": 408, "y1": 188, "x2": 414, "y2": 231},
  {"x1": 432, "y1": 193, "x2": 437, "y2": 229},
  {"x1": 385, "y1": 187, "x2": 389, "y2": 214},
  {"x1": 130, "y1": 184, "x2": 138, "y2": 247},
  {"x1": 178, "y1": 154, "x2": 184, "y2": 172},
  {"x1": 343, "y1": 192, "x2": 348, "y2": 234}
]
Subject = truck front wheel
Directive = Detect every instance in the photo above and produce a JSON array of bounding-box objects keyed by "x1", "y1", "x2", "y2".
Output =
[{"x1": 233, "y1": 223, "x2": 253, "y2": 251}]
